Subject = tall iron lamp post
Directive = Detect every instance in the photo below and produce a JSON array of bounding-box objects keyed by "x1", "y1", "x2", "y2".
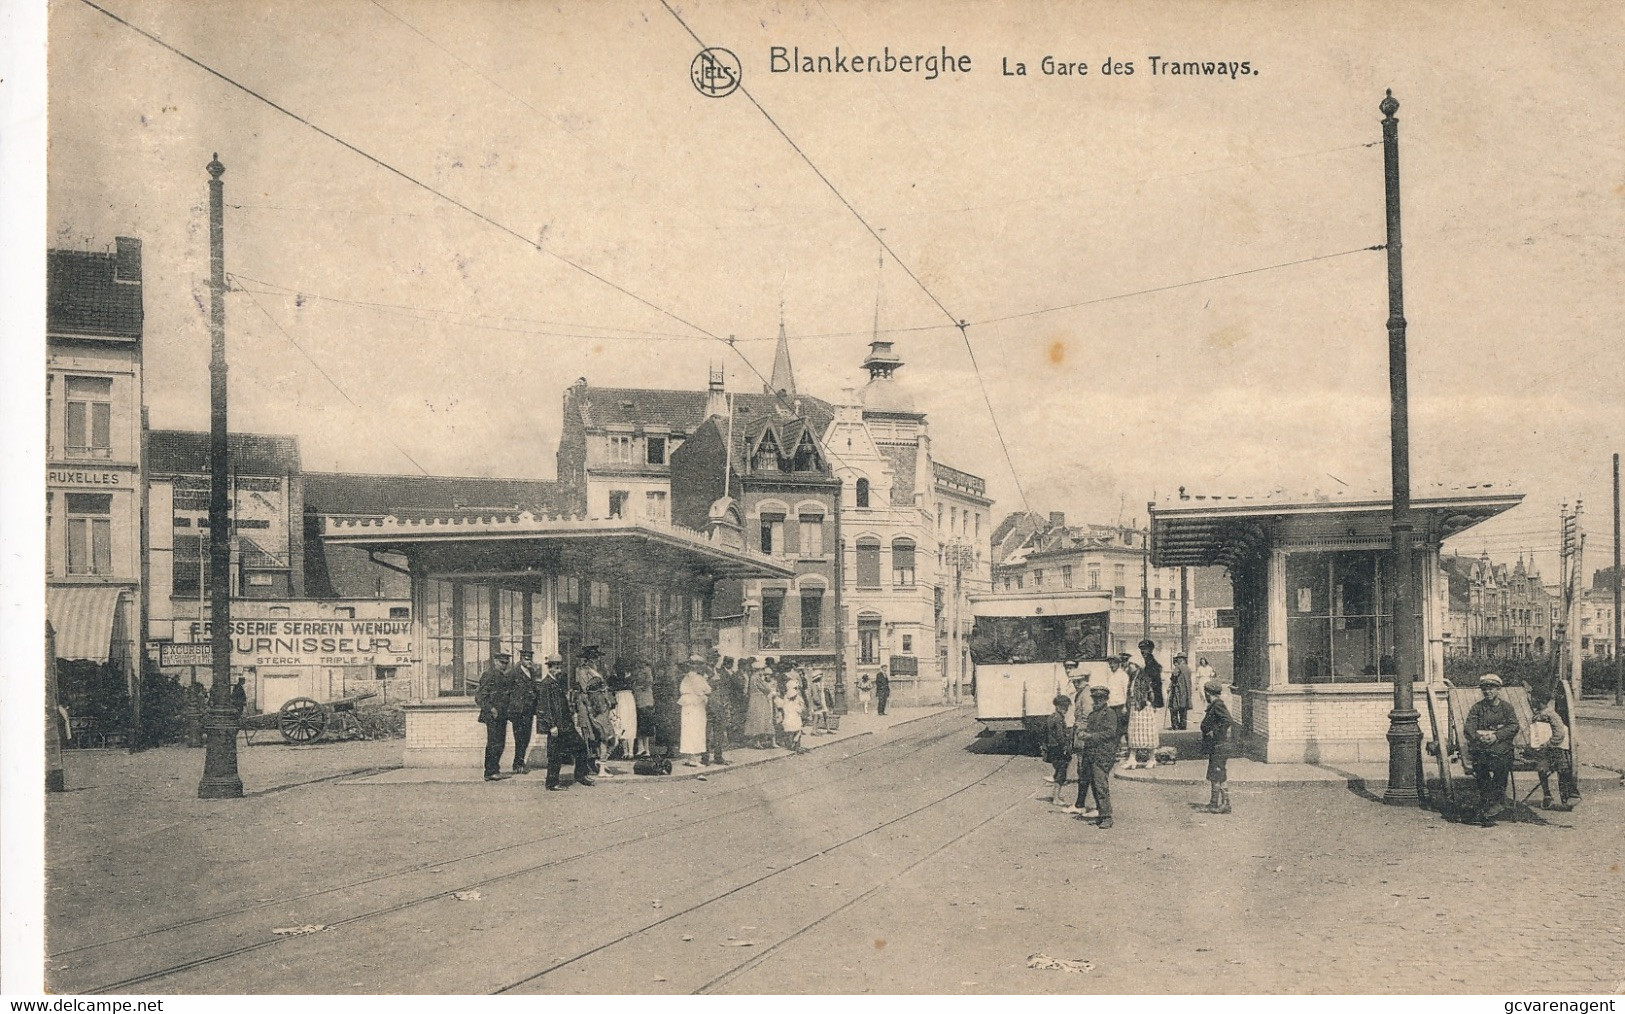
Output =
[
  {"x1": 199, "y1": 154, "x2": 244, "y2": 798},
  {"x1": 1380, "y1": 92, "x2": 1423, "y2": 805}
]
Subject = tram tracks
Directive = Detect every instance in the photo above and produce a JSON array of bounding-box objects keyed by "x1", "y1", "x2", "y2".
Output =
[
  {"x1": 491, "y1": 751, "x2": 1024, "y2": 994},
  {"x1": 62, "y1": 711, "x2": 970, "y2": 994}
]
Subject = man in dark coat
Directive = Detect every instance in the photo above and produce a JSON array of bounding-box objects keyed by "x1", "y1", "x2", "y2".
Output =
[
  {"x1": 1138, "y1": 639, "x2": 1165, "y2": 710},
  {"x1": 703, "y1": 657, "x2": 732, "y2": 766},
  {"x1": 875, "y1": 667, "x2": 891, "y2": 716},
  {"x1": 537, "y1": 653, "x2": 592, "y2": 789},
  {"x1": 1167, "y1": 654, "x2": 1192, "y2": 730},
  {"x1": 506, "y1": 650, "x2": 540, "y2": 774},
  {"x1": 1071, "y1": 685, "x2": 1116, "y2": 829},
  {"x1": 475, "y1": 652, "x2": 515, "y2": 781},
  {"x1": 1464, "y1": 673, "x2": 1519, "y2": 826}
]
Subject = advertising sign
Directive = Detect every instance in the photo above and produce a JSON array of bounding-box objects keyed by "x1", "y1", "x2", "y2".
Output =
[
  {"x1": 159, "y1": 642, "x2": 212, "y2": 668},
  {"x1": 184, "y1": 618, "x2": 414, "y2": 667}
]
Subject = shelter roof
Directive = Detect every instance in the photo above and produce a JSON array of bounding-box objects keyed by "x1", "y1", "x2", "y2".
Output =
[
  {"x1": 320, "y1": 512, "x2": 794, "y2": 581},
  {"x1": 1149, "y1": 486, "x2": 1523, "y2": 568}
]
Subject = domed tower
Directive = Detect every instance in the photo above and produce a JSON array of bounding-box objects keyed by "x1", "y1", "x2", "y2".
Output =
[{"x1": 859, "y1": 340, "x2": 923, "y2": 423}]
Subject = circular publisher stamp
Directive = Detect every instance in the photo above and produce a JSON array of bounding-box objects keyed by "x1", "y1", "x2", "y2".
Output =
[{"x1": 691, "y1": 47, "x2": 741, "y2": 98}]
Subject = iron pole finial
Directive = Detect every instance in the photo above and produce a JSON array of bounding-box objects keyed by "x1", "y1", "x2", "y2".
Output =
[
  {"x1": 1380, "y1": 90, "x2": 1399, "y2": 119},
  {"x1": 207, "y1": 153, "x2": 225, "y2": 179}
]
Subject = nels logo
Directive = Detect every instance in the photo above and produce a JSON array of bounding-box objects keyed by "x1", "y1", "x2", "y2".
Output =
[{"x1": 691, "y1": 47, "x2": 740, "y2": 98}]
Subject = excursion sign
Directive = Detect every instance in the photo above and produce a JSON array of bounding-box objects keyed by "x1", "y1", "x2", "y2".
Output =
[{"x1": 182, "y1": 618, "x2": 414, "y2": 667}]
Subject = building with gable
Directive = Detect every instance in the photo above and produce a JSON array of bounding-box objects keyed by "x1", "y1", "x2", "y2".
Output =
[
  {"x1": 1437, "y1": 551, "x2": 1557, "y2": 659},
  {"x1": 669, "y1": 394, "x2": 841, "y2": 670},
  {"x1": 46, "y1": 238, "x2": 147, "y2": 744},
  {"x1": 557, "y1": 330, "x2": 992, "y2": 703}
]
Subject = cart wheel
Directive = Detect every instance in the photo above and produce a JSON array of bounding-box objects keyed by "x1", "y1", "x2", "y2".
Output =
[{"x1": 279, "y1": 698, "x2": 327, "y2": 744}]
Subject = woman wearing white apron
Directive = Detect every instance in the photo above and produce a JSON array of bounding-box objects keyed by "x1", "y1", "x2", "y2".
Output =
[
  {"x1": 610, "y1": 668, "x2": 638, "y2": 759},
  {"x1": 678, "y1": 656, "x2": 711, "y2": 766}
]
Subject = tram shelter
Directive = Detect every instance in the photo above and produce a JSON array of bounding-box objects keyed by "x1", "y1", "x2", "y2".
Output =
[
  {"x1": 1149, "y1": 487, "x2": 1521, "y2": 763},
  {"x1": 320, "y1": 510, "x2": 792, "y2": 766}
]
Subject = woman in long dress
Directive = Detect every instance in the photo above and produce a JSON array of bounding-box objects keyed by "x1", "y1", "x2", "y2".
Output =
[
  {"x1": 631, "y1": 663, "x2": 656, "y2": 758},
  {"x1": 610, "y1": 668, "x2": 638, "y2": 758},
  {"x1": 742, "y1": 665, "x2": 776, "y2": 746},
  {"x1": 1125, "y1": 664, "x2": 1161, "y2": 769},
  {"x1": 855, "y1": 672, "x2": 874, "y2": 713},
  {"x1": 776, "y1": 682, "x2": 805, "y2": 752},
  {"x1": 678, "y1": 661, "x2": 710, "y2": 766}
]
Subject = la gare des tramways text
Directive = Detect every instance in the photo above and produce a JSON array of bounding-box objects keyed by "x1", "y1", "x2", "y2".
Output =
[{"x1": 767, "y1": 47, "x2": 1255, "y2": 79}]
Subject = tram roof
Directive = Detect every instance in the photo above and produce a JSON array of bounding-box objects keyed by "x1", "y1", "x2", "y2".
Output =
[{"x1": 968, "y1": 590, "x2": 1114, "y2": 618}]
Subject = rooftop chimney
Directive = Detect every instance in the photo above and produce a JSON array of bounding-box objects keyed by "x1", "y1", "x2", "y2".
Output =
[
  {"x1": 706, "y1": 364, "x2": 728, "y2": 419},
  {"x1": 1049, "y1": 511, "x2": 1066, "y2": 528}
]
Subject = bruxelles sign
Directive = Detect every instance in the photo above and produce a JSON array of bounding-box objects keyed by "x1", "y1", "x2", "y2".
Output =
[{"x1": 177, "y1": 618, "x2": 414, "y2": 668}]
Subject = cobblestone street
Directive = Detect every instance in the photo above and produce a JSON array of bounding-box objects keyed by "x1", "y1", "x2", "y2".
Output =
[{"x1": 44, "y1": 708, "x2": 1625, "y2": 994}]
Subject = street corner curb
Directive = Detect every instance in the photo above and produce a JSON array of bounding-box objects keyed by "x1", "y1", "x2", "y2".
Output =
[{"x1": 599, "y1": 729, "x2": 880, "y2": 784}]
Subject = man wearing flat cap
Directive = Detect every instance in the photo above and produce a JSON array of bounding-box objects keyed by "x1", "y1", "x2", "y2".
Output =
[
  {"x1": 1070, "y1": 684, "x2": 1116, "y2": 829},
  {"x1": 1464, "y1": 673, "x2": 1519, "y2": 826}
]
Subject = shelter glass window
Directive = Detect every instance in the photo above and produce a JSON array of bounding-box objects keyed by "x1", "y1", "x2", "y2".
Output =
[
  {"x1": 66, "y1": 493, "x2": 113, "y2": 575},
  {"x1": 1285, "y1": 550, "x2": 1405, "y2": 684}
]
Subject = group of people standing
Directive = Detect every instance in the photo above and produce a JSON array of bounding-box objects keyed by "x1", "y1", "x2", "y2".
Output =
[
  {"x1": 475, "y1": 647, "x2": 839, "y2": 787},
  {"x1": 1040, "y1": 640, "x2": 1234, "y2": 830}
]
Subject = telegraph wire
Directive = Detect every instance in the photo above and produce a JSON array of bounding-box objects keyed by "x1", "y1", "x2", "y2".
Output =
[
  {"x1": 657, "y1": 0, "x2": 1033, "y2": 512},
  {"x1": 235, "y1": 282, "x2": 432, "y2": 476},
  {"x1": 978, "y1": 246, "x2": 1385, "y2": 325},
  {"x1": 77, "y1": 0, "x2": 719, "y2": 347},
  {"x1": 79, "y1": 0, "x2": 868, "y2": 481}
]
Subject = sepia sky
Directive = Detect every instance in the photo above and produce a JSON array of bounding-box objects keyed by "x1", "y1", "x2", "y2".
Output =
[{"x1": 44, "y1": 0, "x2": 1624, "y2": 580}]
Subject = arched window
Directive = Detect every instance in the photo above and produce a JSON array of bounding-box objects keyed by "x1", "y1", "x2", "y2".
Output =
[
  {"x1": 857, "y1": 612, "x2": 882, "y2": 665},
  {"x1": 855, "y1": 537, "x2": 881, "y2": 588},
  {"x1": 855, "y1": 478, "x2": 870, "y2": 508},
  {"x1": 891, "y1": 538, "x2": 916, "y2": 587}
]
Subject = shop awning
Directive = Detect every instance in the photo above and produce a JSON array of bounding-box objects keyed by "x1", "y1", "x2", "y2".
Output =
[{"x1": 46, "y1": 585, "x2": 127, "y2": 662}]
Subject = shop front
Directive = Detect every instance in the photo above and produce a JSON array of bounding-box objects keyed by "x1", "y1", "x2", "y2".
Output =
[
  {"x1": 320, "y1": 511, "x2": 793, "y2": 766},
  {"x1": 1150, "y1": 488, "x2": 1521, "y2": 763}
]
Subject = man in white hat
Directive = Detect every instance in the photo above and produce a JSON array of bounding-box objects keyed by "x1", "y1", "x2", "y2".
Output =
[{"x1": 1464, "y1": 673, "x2": 1518, "y2": 827}]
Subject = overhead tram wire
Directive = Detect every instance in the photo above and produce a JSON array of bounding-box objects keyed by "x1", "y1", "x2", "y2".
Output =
[
  {"x1": 657, "y1": 0, "x2": 1034, "y2": 513},
  {"x1": 978, "y1": 246, "x2": 1385, "y2": 325},
  {"x1": 77, "y1": 0, "x2": 721, "y2": 349},
  {"x1": 235, "y1": 283, "x2": 432, "y2": 476},
  {"x1": 77, "y1": 0, "x2": 865, "y2": 476}
]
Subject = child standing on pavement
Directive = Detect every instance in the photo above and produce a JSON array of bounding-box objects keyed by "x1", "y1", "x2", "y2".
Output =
[
  {"x1": 1041, "y1": 694, "x2": 1072, "y2": 805},
  {"x1": 1199, "y1": 680, "x2": 1233, "y2": 814}
]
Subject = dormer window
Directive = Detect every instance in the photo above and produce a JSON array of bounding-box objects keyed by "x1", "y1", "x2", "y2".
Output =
[
  {"x1": 754, "y1": 432, "x2": 780, "y2": 472},
  {"x1": 792, "y1": 434, "x2": 819, "y2": 472}
]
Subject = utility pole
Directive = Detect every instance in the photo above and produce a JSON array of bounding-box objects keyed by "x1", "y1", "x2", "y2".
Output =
[
  {"x1": 199, "y1": 154, "x2": 243, "y2": 799},
  {"x1": 1614, "y1": 452, "x2": 1621, "y2": 706},
  {"x1": 1180, "y1": 565, "x2": 1190, "y2": 661},
  {"x1": 1379, "y1": 91, "x2": 1423, "y2": 807},
  {"x1": 1141, "y1": 526, "x2": 1151, "y2": 648}
]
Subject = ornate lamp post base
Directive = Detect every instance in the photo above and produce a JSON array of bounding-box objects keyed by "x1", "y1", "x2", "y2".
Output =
[
  {"x1": 198, "y1": 704, "x2": 244, "y2": 798},
  {"x1": 1383, "y1": 707, "x2": 1423, "y2": 806}
]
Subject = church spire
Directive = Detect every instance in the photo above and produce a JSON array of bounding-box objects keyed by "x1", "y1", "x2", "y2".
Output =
[{"x1": 767, "y1": 300, "x2": 797, "y2": 396}]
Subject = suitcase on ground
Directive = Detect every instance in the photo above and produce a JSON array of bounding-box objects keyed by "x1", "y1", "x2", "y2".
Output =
[{"x1": 633, "y1": 757, "x2": 673, "y2": 776}]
